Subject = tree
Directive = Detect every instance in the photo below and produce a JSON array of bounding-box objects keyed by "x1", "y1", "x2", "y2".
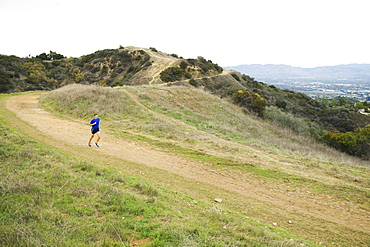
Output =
[
  {"x1": 36, "y1": 53, "x2": 48, "y2": 60},
  {"x1": 338, "y1": 97, "x2": 346, "y2": 106},
  {"x1": 36, "y1": 51, "x2": 65, "y2": 60}
]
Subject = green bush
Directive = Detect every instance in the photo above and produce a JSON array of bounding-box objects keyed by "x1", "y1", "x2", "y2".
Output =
[
  {"x1": 189, "y1": 79, "x2": 198, "y2": 87},
  {"x1": 232, "y1": 90, "x2": 267, "y2": 117},
  {"x1": 179, "y1": 61, "x2": 188, "y2": 70},
  {"x1": 0, "y1": 71, "x2": 13, "y2": 92},
  {"x1": 36, "y1": 51, "x2": 65, "y2": 60},
  {"x1": 264, "y1": 106, "x2": 310, "y2": 136},
  {"x1": 231, "y1": 73, "x2": 240, "y2": 82},
  {"x1": 276, "y1": 100, "x2": 287, "y2": 109},
  {"x1": 185, "y1": 57, "x2": 223, "y2": 74},
  {"x1": 321, "y1": 127, "x2": 370, "y2": 159},
  {"x1": 160, "y1": 67, "x2": 186, "y2": 82}
]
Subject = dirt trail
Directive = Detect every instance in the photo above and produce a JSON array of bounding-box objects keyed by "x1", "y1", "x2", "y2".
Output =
[
  {"x1": 125, "y1": 46, "x2": 178, "y2": 84},
  {"x1": 5, "y1": 93, "x2": 370, "y2": 244}
]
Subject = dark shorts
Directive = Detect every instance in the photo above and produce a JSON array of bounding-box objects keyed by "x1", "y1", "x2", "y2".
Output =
[{"x1": 91, "y1": 128, "x2": 100, "y2": 134}]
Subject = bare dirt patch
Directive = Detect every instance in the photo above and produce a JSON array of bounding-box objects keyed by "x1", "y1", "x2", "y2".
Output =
[{"x1": 5, "y1": 93, "x2": 370, "y2": 246}]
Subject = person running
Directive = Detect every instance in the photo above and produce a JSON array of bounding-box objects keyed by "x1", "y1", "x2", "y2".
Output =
[{"x1": 88, "y1": 113, "x2": 101, "y2": 147}]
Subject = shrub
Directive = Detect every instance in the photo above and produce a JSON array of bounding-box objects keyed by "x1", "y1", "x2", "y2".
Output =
[
  {"x1": 0, "y1": 71, "x2": 13, "y2": 92},
  {"x1": 321, "y1": 127, "x2": 370, "y2": 159},
  {"x1": 231, "y1": 73, "x2": 240, "y2": 82},
  {"x1": 73, "y1": 70, "x2": 84, "y2": 83},
  {"x1": 264, "y1": 106, "x2": 310, "y2": 136},
  {"x1": 189, "y1": 79, "x2": 198, "y2": 87},
  {"x1": 232, "y1": 90, "x2": 267, "y2": 117},
  {"x1": 276, "y1": 100, "x2": 287, "y2": 109},
  {"x1": 101, "y1": 65, "x2": 108, "y2": 76},
  {"x1": 160, "y1": 67, "x2": 185, "y2": 82},
  {"x1": 179, "y1": 61, "x2": 188, "y2": 70}
]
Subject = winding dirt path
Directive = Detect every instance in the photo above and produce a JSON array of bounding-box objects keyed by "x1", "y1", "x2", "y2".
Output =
[{"x1": 5, "y1": 93, "x2": 370, "y2": 245}]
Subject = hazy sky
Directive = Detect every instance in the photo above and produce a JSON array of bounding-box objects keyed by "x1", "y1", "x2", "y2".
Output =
[{"x1": 1, "y1": 0, "x2": 369, "y2": 68}]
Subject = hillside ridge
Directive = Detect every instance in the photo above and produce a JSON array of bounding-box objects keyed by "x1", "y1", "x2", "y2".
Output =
[{"x1": 1, "y1": 46, "x2": 370, "y2": 159}]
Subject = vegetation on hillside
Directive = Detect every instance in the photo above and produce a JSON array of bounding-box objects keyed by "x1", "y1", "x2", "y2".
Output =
[
  {"x1": 37, "y1": 84, "x2": 370, "y2": 244},
  {"x1": 1, "y1": 47, "x2": 369, "y2": 159},
  {"x1": 321, "y1": 126, "x2": 370, "y2": 159},
  {"x1": 185, "y1": 70, "x2": 369, "y2": 159},
  {"x1": 0, "y1": 48, "x2": 153, "y2": 91},
  {"x1": 35, "y1": 51, "x2": 65, "y2": 60},
  {"x1": 232, "y1": 90, "x2": 267, "y2": 117},
  {"x1": 40, "y1": 84, "x2": 370, "y2": 168},
  {"x1": 3, "y1": 85, "x2": 370, "y2": 245},
  {"x1": 160, "y1": 57, "x2": 223, "y2": 83},
  {"x1": 0, "y1": 94, "x2": 313, "y2": 246}
]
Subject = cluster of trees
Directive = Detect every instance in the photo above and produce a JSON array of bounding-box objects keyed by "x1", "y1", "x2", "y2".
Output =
[
  {"x1": 318, "y1": 97, "x2": 369, "y2": 112},
  {"x1": 0, "y1": 55, "x2": 24, "y2": 92},
  {"x1": 355, "y1": 101, "x2": 370, "y2": 112},
  {"x1": 0, "y1": 71, "x2": 12, "y2": 92},
  {"x1": 321, "y1": 127, "x2": 370, "y2": 159},
  {"x1": 21, "y1": 60, "x2": 57, "y2": 89},
  {"x1": 36, "y1": 51, "x2": 65, "y2": 60},
  {"x1": 0, "y1": 54, "x2": 61, "y2": 91}
]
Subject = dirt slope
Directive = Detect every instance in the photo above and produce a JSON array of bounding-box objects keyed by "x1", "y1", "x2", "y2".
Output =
[
  {"x1": 125, "y1": 46, "x2": 179, "y2": 84},
  {"x1": 5, "y1": 93, "x2": 370, "y2": 246}
]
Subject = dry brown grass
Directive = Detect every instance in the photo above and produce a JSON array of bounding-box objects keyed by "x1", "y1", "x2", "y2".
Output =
[{"x1": 41, "y1": 84, "x2": 369, "y2": 189}]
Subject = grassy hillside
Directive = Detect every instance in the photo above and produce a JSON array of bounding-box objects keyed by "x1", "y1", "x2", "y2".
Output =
[
  {"x1": 40, "y1": 85, "x2": 370, "y2": 242},
  {"x1": 2, "y1": 85, "x2": 370, "y2": 246},
  {"x1": 40, "y1": 84, "x2": 370, "y2": 167},
  {"x1": 0, "y1": 93, "x2": 313, "y2": 247},
  {"x1": 1, "y1": 46, "x2": 369, "y2": 158}
]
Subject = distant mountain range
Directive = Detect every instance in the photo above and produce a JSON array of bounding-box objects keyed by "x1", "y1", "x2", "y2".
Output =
[{"x1": 224, "y1": 64, "x2": 370, "y2": 84}]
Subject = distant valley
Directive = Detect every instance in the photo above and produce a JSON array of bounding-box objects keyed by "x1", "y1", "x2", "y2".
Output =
[{"x1": 224, "y1": 64, "x2": 370, "y2": 101}]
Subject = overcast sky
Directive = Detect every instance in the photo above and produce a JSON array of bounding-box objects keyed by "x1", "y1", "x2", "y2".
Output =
[{"x1": 1, "y1": 0, "x2": 369, "y2": 68}]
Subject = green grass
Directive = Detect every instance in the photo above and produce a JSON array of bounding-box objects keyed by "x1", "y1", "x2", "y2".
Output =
[
  {"x1": 5, "y1": 85, "x2": 370, "y2": 246},
  {"x1": 40, "y1": 85, "x2": 369, "y2": 167},
  {"x1": 0, "y1": 109, "x2": 312, "y2": 246},
  {"x1": 39, "y1": 84, "x2": 370, "y2": 207}
]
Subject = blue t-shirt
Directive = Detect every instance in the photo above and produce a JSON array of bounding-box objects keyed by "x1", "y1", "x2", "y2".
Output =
[{"x1": 90, "y1": 118, "x2": 100, "y2": 129}]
